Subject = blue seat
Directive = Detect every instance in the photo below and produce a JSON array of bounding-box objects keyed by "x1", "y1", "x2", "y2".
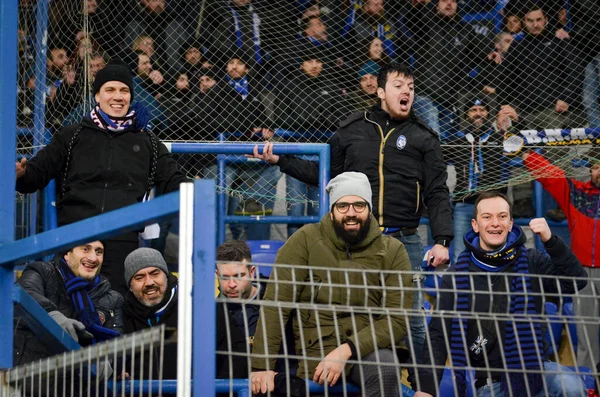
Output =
[{"x1": 245, "y1": 240, "x2": 285, "y2": 276}]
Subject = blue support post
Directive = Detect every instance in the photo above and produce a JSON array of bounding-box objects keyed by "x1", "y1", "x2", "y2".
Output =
[
  {"x1": 217, "y1": 154, "x2": 228, "y2": 245},
  {"x1": 318, "y1": 144, "x2": 330, "y2": 219},
  {"x1": 0, "y1": 0, "x2": 19, "y2": 369},
  {"x1": 193, "y1": 179, "x2": 216, "y2": 396},
  {"x1": 533, "y1": 180, "x2": 544, "y2": 250}
]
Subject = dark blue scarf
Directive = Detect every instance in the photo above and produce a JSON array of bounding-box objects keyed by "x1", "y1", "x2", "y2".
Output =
[
  {"x1": 231, "y1": 4, "x2": 263, "y2": 65},
  {"x1": 226, "y1": 74, "x2": 249, "y2": 99},
  {"x1": 451, "y1": 227, "x2": 543, "y2": 397},
  {"x1": 59, "y1": 260, "x2": 120, "y2": 343}
]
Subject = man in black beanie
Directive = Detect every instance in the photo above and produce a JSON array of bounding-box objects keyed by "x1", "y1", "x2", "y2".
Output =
[{"x1": 15, "y1": 60, "x2": 188, "y2": 295}]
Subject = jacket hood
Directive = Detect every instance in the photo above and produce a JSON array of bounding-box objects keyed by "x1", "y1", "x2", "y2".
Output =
[
  {"x1": 319, "y1": 213, "x2": 382, "y2": 253},
  {"x1": 463, "y1": 224, "x2": 526, "y2": 258}
]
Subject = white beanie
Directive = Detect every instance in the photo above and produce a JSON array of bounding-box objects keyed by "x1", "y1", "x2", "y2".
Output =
[{"x1": 325, "y1": 172, "x2": 373, "y2": 211}]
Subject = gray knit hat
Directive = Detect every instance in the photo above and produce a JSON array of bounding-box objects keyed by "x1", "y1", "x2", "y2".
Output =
[
  {"x1": 325, "y1": 172, "x2": 373, "y2": 211},
  {"x1": 124, "y1": 248, "x2": 169, "y2": 286}
]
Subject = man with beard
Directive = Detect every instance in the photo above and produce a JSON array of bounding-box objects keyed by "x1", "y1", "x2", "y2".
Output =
[
  {"x1": 415, "y1": 191, "x2": 587, "y2": 397},
  {"x1": 251, "y1": 172, "x2": 413, "y2": 397},
  {"x1": 522, "y1": 149, "x2": 600, "y2": 372},
  {"x1": 253, "y1": 63, "x2": 453, "y2": 368},
  {"x1": 444, "y1": 96, "x2": 509, "y2": 263},
  {"x1": 123, "y1": 247, "x2": 248, "y2": 379},
  {"x1": 14, "y1": 240, "x2": 123, "y2": 366},
  {"x1": 343, "y1": 60, "x2": 380, "y2": 114}
]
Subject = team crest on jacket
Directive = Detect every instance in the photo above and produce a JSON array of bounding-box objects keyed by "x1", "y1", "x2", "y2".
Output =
[{"x1": 396, "y1": 135, "x2": 407, "y2": 150}]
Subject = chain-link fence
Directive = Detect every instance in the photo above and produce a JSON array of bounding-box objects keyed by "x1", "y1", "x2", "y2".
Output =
[{"x1": 15, "y1": 0, "x2": 600, "y2": 237}]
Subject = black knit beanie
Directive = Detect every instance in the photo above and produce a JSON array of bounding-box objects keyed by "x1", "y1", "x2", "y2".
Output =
[{"x1": 92, "y1": 59, "x2": 134, "y2": 101}]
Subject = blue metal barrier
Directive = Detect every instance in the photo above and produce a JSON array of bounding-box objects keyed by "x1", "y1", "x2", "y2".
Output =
[{"x1": 168, "y1": 142, "x2": 330, "y2": 245}]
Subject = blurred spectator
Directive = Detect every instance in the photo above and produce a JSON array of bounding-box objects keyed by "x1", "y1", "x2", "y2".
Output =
[
  {"x1": 504, "y1": 12, "x2": 523, "y2": 36},
  {"x1": 133, "y1": 51, "x2": 166, "y2": 99},
  {"x1": 123, "y1": 247, "x2": 248, "y2": 379},
  {"x1": 125, "y1": 0, "x2": 192, "y2": 74},
  {"x1": 443, "y1": 96, "x2": 509, "y2": 263},
  {"x1": 571, "y1": 0, "x2": 600, "y2": 128},
  {"x1": 409, "y1": 0, "x2": 493, "y2": 139},
  {"x1": 178, "y1": 37, "x2": 214, "y2": 88},
  {"x1": 160, "y1": 71, "x2": 195, "y2": 141},
  {"x1": 16, "y1": 61, "x2": 188, "y2": 294},
  {"x1": 46, "y1": 52, "x2": 107, "y2": 130},
  {"x1": 498, "y1": 3, "x2": 585, "y2": 130},
  {"x1": 132, "y1": 34, "x2": 155, "y2": 58},
  {"x1": 274, "y1": 46, "x2": 344, "y2": 235},
  {"x1": 476, "y1": 32, "x2": 514, "y2": 95},
  {"x1": 343, "y1": 0, "x2": 405, "y2": 60},
  {"x1": 354, "y1": 36, "x2": 393, "y2": 71},
  {"x1": 522, "y1": 149, "x2": 600, "y2": 372},
  {"x1": 202, "y1": 52, "x2": 281, "y2": 241},
  {"x1": 47, "y1": 47, "x2": 69, "y2": 86},
  {"x1": 14, "y1": 241, "x2": 122, "y2": 366},
  {"x1": 343, "y1": 60, "x2": 380, "y2": 114}
]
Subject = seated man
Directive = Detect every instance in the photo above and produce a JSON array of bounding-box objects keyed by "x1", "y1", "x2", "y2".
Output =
[
  {"x1": 123, "y1": 248, "x2": 247, "y2": 379},
  {"x1": 414, "y1": 191, "x2": 588, "y2": 397},
  {"x1": 14, "y1": 240, "x2": 123, "y2": 366},
  {"x1": 216, "y1": 240, "x2": 266, "y2": 338},
  {"x1": 251, "y1": 172, "x2": 413, "y2": 396}
]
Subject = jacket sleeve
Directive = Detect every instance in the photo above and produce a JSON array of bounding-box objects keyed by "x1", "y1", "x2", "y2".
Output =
[
  {"x1": 422, "y1": 133, "x2": 453, "y2": 241},
  {"x1": 529, "y1": 236, "x2": 588, "y2": 295},
  {"x1": 523, "y1": 152, "x2": 571, "y2": 213},
  {"x1": 251, "y1": 230, "x2": 309, "y2": 371},
  {"x1": 15, "y1": 128, "x2": 70, "y2": 194},
  {"x1": 417, "y1": 275, "x2": 455, "y2": 395},
  {"x1": 153, "y1": 139, "x2": 190, "y2": 194},
  {"x1": 276, "y1": 156, "x2": 320, "y2": 186},
  {"x1": 347, "y1": 239, "x2": 414, "y2": 358},
  {"x1": 16, "y1": 263, "x2": 60, "y2": 313}
]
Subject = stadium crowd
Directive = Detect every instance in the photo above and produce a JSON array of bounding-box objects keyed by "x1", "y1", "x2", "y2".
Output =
[{"x1": 10, "y1": 0, "x2": 600, "y2": 395}]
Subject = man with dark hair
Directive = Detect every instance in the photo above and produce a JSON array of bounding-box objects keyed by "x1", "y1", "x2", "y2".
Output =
[
  {"x1": 498, "y1": 3, "x2": 585, "y2": 130},
  {"x1": 253, "y1": 62, "x2": 453, "y2": 366},
  {"x1": 522, "y1": 149, "x2": 600, "y2": 371},
  {"x1": 251, "y1": 172, "x2": 413, "y2": 396},
  {"x1": 216, "y1": 240, "x2": 265, "y2": 338},
  {"x1": 14, "y1": 241, "x2": 123, "y2": 365},
  {"x1": 16, "y1": 61, "x2": 188, "y2": 295},
  {"x1": 415, "y1": 191, "x2": 587, "y2": 397}
]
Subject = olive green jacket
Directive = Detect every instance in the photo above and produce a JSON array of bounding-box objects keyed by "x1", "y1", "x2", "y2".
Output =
[{"x1": 251, "y1": 214, "x2": 413, "y2": 378}]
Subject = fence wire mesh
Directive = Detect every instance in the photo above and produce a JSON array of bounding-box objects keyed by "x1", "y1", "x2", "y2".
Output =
[
  {"x1": 14, "y1": 0, "x2": 600, "y2": 230},
  {"x1": 3, "y1": 326, "x2": 165, "y2": 397},
  {"x1": 214, "y1": 260, "x2": 599, "y2": 397}
]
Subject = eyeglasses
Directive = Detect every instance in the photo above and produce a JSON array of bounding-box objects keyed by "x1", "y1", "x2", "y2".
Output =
[{"x1": 333, "y1": 201, "x2": 369, "y2": 213}]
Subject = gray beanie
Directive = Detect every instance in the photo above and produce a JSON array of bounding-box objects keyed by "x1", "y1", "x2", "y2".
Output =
[
  {"x1": 325, "y1": 172, "x2": 373, "y2": 211},
  {"x1": 124, "y1": 248, "x2": 169, "y2": 286}
]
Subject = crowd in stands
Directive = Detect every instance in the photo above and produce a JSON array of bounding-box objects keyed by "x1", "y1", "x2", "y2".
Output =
[{"x1": 16, "y1": 0, "x2": 600, "y2": 136}]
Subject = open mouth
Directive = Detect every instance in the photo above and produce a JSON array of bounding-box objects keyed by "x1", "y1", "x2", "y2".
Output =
[
  {"x1": 399, "y1": 98, "x2": 410, "y2": 111},
  {"x1": 487, "y1": 230, "x2": 503, "y2": 235},
  {"x1": 144, "y1": 287, "x2": 159, "y2": 296}
]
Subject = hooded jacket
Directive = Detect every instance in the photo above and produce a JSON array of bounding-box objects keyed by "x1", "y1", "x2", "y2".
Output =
[
  {"x1": 14, "y1": 258, "x2": 124, "y2": 366},
  {"x1": 418, "y1": 225, "x2": 587, "y2": 395},
  {"x1": 277, "y1": 107, "x2": 453, "y2": 241},
  {"x1": 251, "y1": 213, "x2": 413, "y2": 378},
  {"x1": 16, "y1": 116, "x2": 188, "y2": 226}
]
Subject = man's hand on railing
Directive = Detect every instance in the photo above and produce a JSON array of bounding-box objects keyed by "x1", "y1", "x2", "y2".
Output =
[
  {"x1": 555, "y1": 99, "x2": 569, "y2": 113},
  {"x1": 251, "y1": 127, "x2": 274, "y2": 140},
  {"x1": 251, "y1": 141, "x2": 280, "y2": 165},
  {"x1": 16, "y1": 157, "x2": 27, "y2": 179},
  {"x1": 251, "y1": 370, "x2": 277, "y2": 394}
]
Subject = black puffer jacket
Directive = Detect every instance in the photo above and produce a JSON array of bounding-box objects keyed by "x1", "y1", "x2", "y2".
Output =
[
  {"x1": 14, "y1": 258, "x2": 124, "y2": 366},
  {"x1": 16, "y1": 117, "x2": 188, "y2": 226},
  {"x1": 277, "y1": 107, "x2": 453, "y2": 241}
]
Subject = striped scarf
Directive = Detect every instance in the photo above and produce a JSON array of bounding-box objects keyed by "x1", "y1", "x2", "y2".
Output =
[
  {"x1": 451, "y1": 236, "x2": 543, "y2": 397},
  {"x1": 59, "y1": 260, "x2": 120, "y2": 343},
  {"x1": 90, "y1": 105, "x2": 136, "y2": 132}
]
